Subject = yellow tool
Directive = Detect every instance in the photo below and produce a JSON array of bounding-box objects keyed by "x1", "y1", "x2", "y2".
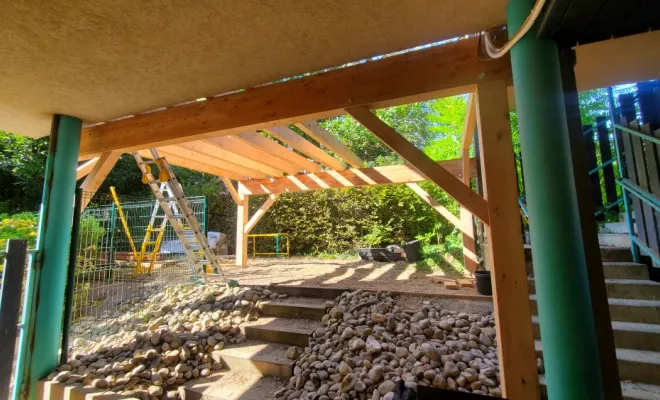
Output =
[{"x1": 109, "y1": 187, "x2": 139, "y2": 270}]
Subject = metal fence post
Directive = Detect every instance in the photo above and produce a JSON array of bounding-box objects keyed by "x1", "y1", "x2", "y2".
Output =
[{"x1": 0, "y1": 239, "x2": 28, "y2": 400}]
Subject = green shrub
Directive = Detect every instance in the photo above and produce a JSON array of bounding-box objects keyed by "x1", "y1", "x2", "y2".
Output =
[{"x1": 0, "y1": 212, "x2": 39, "y2": 250}]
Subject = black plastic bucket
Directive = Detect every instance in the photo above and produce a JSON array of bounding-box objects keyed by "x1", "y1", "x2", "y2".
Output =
[
  {"x1": 474, "y1": 270, "x2": 492, "y2": 296},
  {"x1": 403, "y1": 240, "x2": 421, "y2": 263}
]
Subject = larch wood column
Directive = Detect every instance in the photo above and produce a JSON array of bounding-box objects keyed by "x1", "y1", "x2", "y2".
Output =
[{"x1": 236, "y1": 184, "x2": 249, "y2": 268}]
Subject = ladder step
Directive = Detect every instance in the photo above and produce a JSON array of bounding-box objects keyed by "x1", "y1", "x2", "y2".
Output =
[{"x1": 159, "y1": 197, "x2": 178, "y2": 202}]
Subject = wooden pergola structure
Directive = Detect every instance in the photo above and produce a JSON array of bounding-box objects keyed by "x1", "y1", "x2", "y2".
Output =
[{"x1": 3, "y1": 0, "x2": 659, "y2": 398}]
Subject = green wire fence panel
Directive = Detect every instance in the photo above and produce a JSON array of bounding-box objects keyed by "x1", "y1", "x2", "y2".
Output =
[
  {"x1": 68, "y1": 192, "x2": 207, "y2": 353},
  {"x1": 248, "y1": 233, "x2": 290, "y2": 258}
]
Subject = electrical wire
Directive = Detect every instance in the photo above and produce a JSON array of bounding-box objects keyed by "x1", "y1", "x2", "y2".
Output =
[{"x1": 483, "y1": 0, "x2": 548, "y2": 59}]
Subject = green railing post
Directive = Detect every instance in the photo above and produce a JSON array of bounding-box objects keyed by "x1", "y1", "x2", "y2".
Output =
[
  {"x1": 507, "y1": 1, "x2": 604, "y2": 398},
  {"x1": 17, "y1": 115, "x2": 82, "y2": 399}
]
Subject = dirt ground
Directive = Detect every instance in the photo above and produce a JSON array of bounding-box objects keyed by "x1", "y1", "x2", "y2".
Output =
[{"x1": 220, "y1": 257, "x2": 487, "y2": 298}]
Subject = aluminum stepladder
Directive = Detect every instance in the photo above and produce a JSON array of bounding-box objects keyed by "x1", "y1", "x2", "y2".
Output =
[
  {"x1": 135, "y1": 182, "x2": 171, "y2": 275},
  {"x1": 133, "y1": 149, "x2": 227, "y2": 283}
]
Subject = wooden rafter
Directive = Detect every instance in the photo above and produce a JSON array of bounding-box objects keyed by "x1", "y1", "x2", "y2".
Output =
[
  {"x1": 184, "y1": 140, "x2": 285, "y2": 177},
  {"x1": 240, "y1": 158, "x2": 477, "y2": 195},
  {"x1": 262, "y1": 126, "x2": 345, "y2": 171},
  {"x1": 460, "y1": 93, "x2": 477, "y2": 151},
  {"x1": 80, "y1": 151, "x2": 121, "y2": 210},
  {"x1": 136, "y1": 150, "x2": 243, "y2": 180},
  {"x1": 220, "y1": 177, "x2": 241, "y2": 205},
  {"x1": 159, "y1": 145, "x2": 266, "y2": 179},
  {"x1": 209, "y1": 136, "x2": 302, "y2": 175},
  {"x1": 295, "y1": 121, "x2": 363, "y2": 168},
  {"x1": 235, "y1": 132, "x2": 323, "y2": 174},
  {"x1": 76, "y1": 157, "x2": 99, "y2": 180},
  {"x1": 459, "y1": 93, "x2": 479, "y2": 272},
  {"x1": 346, "y1": 106, "x2": 489, "y2": 224},
  {"x1": 236, "y1": 186, "x2": 249, "y2": 268},
  {"x1": 78, "y1": 37, "x2": 512, "y2": 157},
  {"x1": 244, "y1": 194, "x2": 280, "y2": 234},
  {"x1": 476, "y1": 80, "x2": 537, "y2": 399},
  {"x1": 406, "y1": 183, "x2": 465, "y2": 233}
]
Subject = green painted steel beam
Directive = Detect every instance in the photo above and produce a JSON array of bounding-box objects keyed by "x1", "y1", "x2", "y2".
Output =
[
  {"x1": 17, "y1": 115, "x2": 81, "y2": 399},
  {"x1": 507, "y1": 0, "x2": 604, "y2": 398}
]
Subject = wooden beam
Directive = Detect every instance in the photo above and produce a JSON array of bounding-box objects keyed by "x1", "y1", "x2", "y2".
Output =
[
  {"x1": 240, "y1": 158, "x2": 478, "y2": 195},
  {"x1": 236, "y1": 188, "x2": 249, "y2": 268},
  {"x1": 476, "y1": 80, "x2": 538, "y2": 399},
  {"x1": 406, "y1": 183, "x2": 465, "y2": 232},
  {"x1": 262, "y1": 126, "x2": 345, "y2": 170},
  {"x1": 461, "y1": 147, "x2": 479, "y2": 272},
  {"x1": 76, "y1": 157, "x2": 99, "y2": 180},
  {"x1": 160, "y1": 144, "x2": 267, "y2": 178},
  {"x1": 209, "y1": 136, "x2": 302, "y2": 175},
  {"x1": 136, "y1": 150, "x2": 243, "y2": 180},
  {"x1": 79, "y1": 152, "x2": 121, "y2": 210},
  {"x1": 220, "y1": 177, "x2": 241, "y2": 205},
  {"x1": 295, "y1": 121, "x2": 363, "y2": 168},
  {"x1": 78, "y1": 37, "x2": 512, "y2": 157},
  {"x1": 183, "y1": 140, "x2": 285, "y2": 177},
  {"x1": 346, "y1": 106, "x2": 490, "y2": 224},
  {"x1": 460, "y1": 93, "x2": 477, "y2": 150},
  {"x1": 244, "y1": 194, "x2": 280, "y2": 234},
  {"x1": 235, "y1": 132, "x2": 323, "y2": 174}
]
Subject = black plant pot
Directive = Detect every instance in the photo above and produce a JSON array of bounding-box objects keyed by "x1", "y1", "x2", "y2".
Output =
[{"x1": 474, "y1": 270, "x2": 492, "y2": 296}]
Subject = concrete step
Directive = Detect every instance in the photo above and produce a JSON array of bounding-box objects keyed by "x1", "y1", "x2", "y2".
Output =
[
  {"x1": 257, "y1": 299, "x2": 327, "y2": 320},
  {"x1": 527, "y1": 262, "x2": 650, "y2": 280},
  {"x1": 535, "y1": 341, "x2": 660, "y2": 386},
  {"x1": 265, "y1": 285, "x2": 347, "y2": 299},
  {"x1": 530, "y1": 295, "x2": 660, "y2": 324},
  {"x1": 538, "y1": 375, "x2": 660, "y2": 400},
  {"x1": 528, "y1": 278, "x2": 660, "y2": 300},
  {"x1": 524, "y1": 245, "x2": 633, "y2": 262},
  {"x1": 242, "y1": 317, "x2": 321, "y2": 347},
  {"x1": 213, "y1": 339, "x2": 296, "y2": 378},
  {"x1": 603, "y1": 222, "x2": 631, "y2": 234},
  {"x1": 181, "y1": 370, "x2": 285, "y2": 400},
  {"x1": 599, "y1": 233, "x2": 632, "y2": 248},
  {"x1": 532, "y1": 316, "x2": 660, "y2": 352}
]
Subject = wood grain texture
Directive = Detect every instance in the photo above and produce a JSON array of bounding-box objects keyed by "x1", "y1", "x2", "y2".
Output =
[
  {"x1": 76, "y1": 157, "x2": 98, "y2": 180},
  {"x1": 346, "y1": 106, "x2": 489, "y2": 224},
  {"x1": 406, "y1": 183, "x2": 465, "y2": 232},
  {"x1": 240, "y1": 158, "x2": 477, "y2": 195},
  {"x1": 476, "y1": 80, "x2": 538, "y2": 399},
  {"x1": 77, "y1": 37, "x2": 513, "y2": 157},
  {"x1": 461, "y1": 94, "x2": 477, "y2": 150},
  {"x1": 136, "y1": 150, "x2": 243, "y2": 181},
  {"x1": 79, "y1": 151, "x2": 121, "y2": 210},
  {"x1": 161, "y1": 144, "x2": 266, "y2": 179},
  {"x1": 295, "y1": 121, "x2": 363, "y2": 168},
  {"x1": 209, "y1": 136, "x2": 302, "y2": 175},
  {"x1": 236, "y1": 187, "x2": 249, "y2": 268},
  {"x1": 220, "y1": 177, "x2": 241, "y2": 205},
  {"x1": 244, "y1": 194, "x2": 279, "y2": 234},
  {"x1": 187, "y1": 140, "x2": 285, "y2": 177},
  {"x1": 235, "y1": 132, "x2": 323, "y2": 174},
  {"x1": 262, "y1": 126, "x2": 345, "y2": 171}
]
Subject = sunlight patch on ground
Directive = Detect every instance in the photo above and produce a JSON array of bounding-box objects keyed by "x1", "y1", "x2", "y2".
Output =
[
  {"x1": 395, "y1": 266, "x2": 416, "y2": 281},
  {"x1": 361, "y1": 263, "x2": 393, "y2": 282},
  {"x1": 322, "y1": 267, "x2": 355, "y2": 284}
]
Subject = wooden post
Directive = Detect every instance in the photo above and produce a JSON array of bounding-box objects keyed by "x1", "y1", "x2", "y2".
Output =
[
  {"x1": 236, "y1": 184, "x2": 249, "y2": 268},
  {"x1": 476, "y1": 80, "x2": 538, "y2": 399},
  {"x1": 461, "y1": 148, "x2": 479, "y2": 273}
]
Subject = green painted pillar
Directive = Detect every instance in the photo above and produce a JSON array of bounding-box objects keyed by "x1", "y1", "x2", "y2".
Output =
[
  {"x1": 507, "y1": 1, "x2": 604, "y2": 399},
  {"x1": 21, "y1": 115, "x2": 81, "y2": 398}
]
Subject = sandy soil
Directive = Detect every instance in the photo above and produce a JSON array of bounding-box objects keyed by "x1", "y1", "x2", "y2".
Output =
[{"x1": 220, "y1": 258, "x2": 484, "y2": 298}]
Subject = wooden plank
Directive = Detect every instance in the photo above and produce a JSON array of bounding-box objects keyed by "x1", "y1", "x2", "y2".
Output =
[
  {"x1": 584, "y1": 124, "x2": 604, "y2": 218},
  {"x1": 596, "y1": 116, "x2": 618, "y2": 213},
  {"x1": 79, "y1": 151, "x2": 121, "y2": 210},
  {"x1": 183, "y1": 140, "x2": 285, "y2": 177},
  {"x1": 406, "y1": 183, "x2": 465, "y2": 232},
  {"x1": 209, "y1": 136, "x2": 302, "y2": 175},
  {"x1": 641, "y1": 124, "x2": 660, "y2": 259},
  {"x1": 262, "y1": 126, "x2": 345, "y2": 170},
  {"x1": 295, "y1": 121, "x2": 363, "y2": 168},
  {"x1": 236, "y1": 187, "x2": 249, "y2": 268},
  {"x1": 475, "y1": 80, "x2": 538, "y2": 399},
  {"x1": 241, "y1": 158, "x2": 478, "y2": 195},
  {"x1": 136, "y1": 150, "x2": 243, "y2": 180},
  {"x1": 244, "y1": 194, "x2": 280, "y2": 234},
  {"x1": 346, "y1": 106, "x2": 489, "y2": 224},
  {"x1": 630, "y1": 122, "x2": 658, "y2": 251},
  {"x1": 0, "y1": 239, "x2": 27, "y2": 400},
  {"x1": 235, "y1": 132, "x2": 323, "y2": 174},
  {"x1": 620, "y1": 124, "x2": 648, "y2": 246},
  {"x1": 220, "y1": 177, "x2": 241, "y2": 205},
  {"x1": 159, "y1": 144, "x2": 267, "y2": 179},
  {"x1": 76, "y1": 157, "x2": 98, "y2": 180},
  {"x1": 461, "y1": 147, "x2": 478, "y2": 272},
  {"x1": 78, "y1": 37, "x2": 512, "y2": 157},
  {"x1": 461, "y1": 94, "x2": 477, "y2": 150}
]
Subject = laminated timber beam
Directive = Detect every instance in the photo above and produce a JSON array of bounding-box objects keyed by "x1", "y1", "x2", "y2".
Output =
[
  {"x1": 136, "y1": 150, "x2": 243, "y2": 180},
  {"x1": 220, "y1": 177, "x2": 241, "y2": 205},
  {"x1": 235, "y1": 132, "x2": 323, "y2": 174},
  {"x1": 76, "y1": 157, "x2": 99, "y2": 180},
  {"x1": 405, "y1": 183, "x2": 465, "y2": 233},
  {"x1": 239, "y1": 158, "x2": 477, "y2": 195},
  {"x1": 78, "y1": 37, "x2": 512, "y2": 157},
  {"x1": 295, "y1": 121, "x2": 363, "y2": 168},
  {"x1": 209, "y1": 136, "x2": 302, "y2": 175},
  {"x1": 346, "y1": 106, "x2": 490, "y2": 224},
  {"x1": 157, "y1": 145, "x2": 267, "y2": 179},
  {"x1": 79, "y1": 151, "x2": 121, "y2": 210},
  {"x1": 180, "y1": 141, "x2": 285, "y2": 177},
  {"x1": 262, "y1": 126, "x2": 345, "y2": 171}
]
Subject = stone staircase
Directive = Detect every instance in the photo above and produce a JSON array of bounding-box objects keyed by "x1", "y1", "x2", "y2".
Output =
[{"x1": 525, "y1": 246, "x2": 660, "y2": 399}]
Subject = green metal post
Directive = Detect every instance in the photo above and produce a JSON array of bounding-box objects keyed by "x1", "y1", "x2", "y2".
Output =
[
  {"x1": 507, "y1": 1, "x2": 604, "y2": 398},
  {"x1": 18, "y1": 115, "x2": 82, "y2": 399}
]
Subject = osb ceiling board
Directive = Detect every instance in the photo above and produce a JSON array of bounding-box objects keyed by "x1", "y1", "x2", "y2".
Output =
[{"x1": 0, "y1": 0, "x2": 507, "y2": 138}]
